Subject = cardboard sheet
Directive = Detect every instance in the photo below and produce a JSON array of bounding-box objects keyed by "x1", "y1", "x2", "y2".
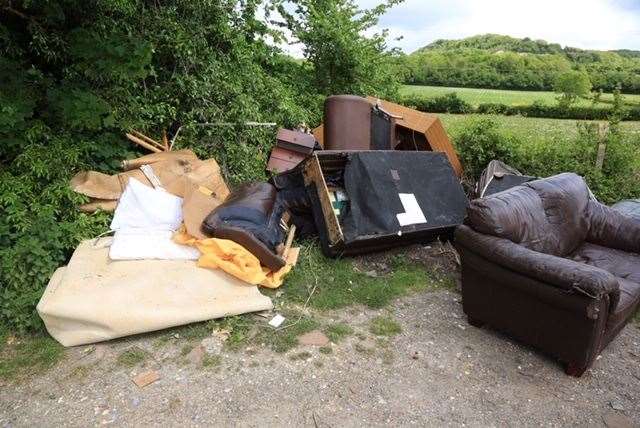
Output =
[
  {"x1": 71, "y1": 151, "x2": 230, "y2": 212},
  {"x1": 37, "y1": 238, "x2": 273, "y2": 347}
]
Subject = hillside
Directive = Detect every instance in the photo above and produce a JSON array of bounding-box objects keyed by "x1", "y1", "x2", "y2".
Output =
[
  {"x1": 417, "y1": 34, "x2": 640, "y2": 57},
  {"x1": 406, "y1": 34, "x2": 640, "y2": 94}
]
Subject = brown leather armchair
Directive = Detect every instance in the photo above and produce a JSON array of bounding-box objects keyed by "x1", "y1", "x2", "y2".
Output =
[{"x1": 455, "y1": 173, "x2": 640, "y2": 377}]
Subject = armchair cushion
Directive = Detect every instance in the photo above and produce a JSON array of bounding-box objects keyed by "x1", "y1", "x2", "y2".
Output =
[
  {"x1": 607, "y1": 278, "x2": 640, "y2": 333},
  {"x1": 570, "y1": 242, "x2": 640, "y2": 284}
]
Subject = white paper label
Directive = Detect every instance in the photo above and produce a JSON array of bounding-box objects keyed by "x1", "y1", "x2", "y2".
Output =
[
  {"x1": 268, "y1": 314, "x2": 286, "y2": 328},
  {"x1": 396, "y1": 193, "x2": 427, "y2": 226}
]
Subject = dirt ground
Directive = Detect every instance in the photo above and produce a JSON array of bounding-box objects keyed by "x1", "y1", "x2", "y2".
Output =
[{"x1": 1, "y1": 286, "x2": 639, "y2": 427}]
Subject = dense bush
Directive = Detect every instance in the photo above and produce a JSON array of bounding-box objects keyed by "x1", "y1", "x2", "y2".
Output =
[
  {"x1": 0, "y1": 0, "x2": 402, "y2": 331},
  {"x1": 452, "y1": 118, "x2": 640, "y2": 205},
  {"x1": 451, "y1": 118, "x2": 517, "y2": 178}
]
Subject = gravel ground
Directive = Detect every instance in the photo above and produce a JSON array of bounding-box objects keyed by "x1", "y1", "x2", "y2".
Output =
[{"x1": 1, "y1": 288, "x2": 639, "y2": 427}]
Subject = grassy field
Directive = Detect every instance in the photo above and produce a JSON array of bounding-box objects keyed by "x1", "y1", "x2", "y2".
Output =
[
  {"x1": 437, "y1": 113, "x2": 640, "y2": 143},
  {"x1": 401, "y1": 85, "x2": 640, "y2": 108}
]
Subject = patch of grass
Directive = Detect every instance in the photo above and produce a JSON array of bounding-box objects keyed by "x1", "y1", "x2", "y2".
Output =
[
  {"x1": 283, "y1": 244, "x2": 440, "y2": 311},
  {"x1": 369, "y1": 316, "x2": 402, "y2": 337},
  {"x1": 254, "y1": 313, "x2": 319, "y2": 353},
  {"x1": 439, "y1": 113, "x2": 640, "y2": 144},
  {"x1": 319, "y1": 346, "x2": 333, "y2": 355},
  {"x1": 68, "y1": 364, "x2": 91, "y2": 380},
  {"x1": 179, "y1": 322, "x2": 214, "y2": 341},
  {"x1": 324, "y1": 323, "x2": 354, "y2": 343},
  {"x1": 213, "y1": 316, "x2": 255, "y2": 351},
  {"x1": 401, "y1": 85, "x2": 640, "y2": 108},
  {"x1": 289, "y1": 351, "x2": 312, "y2": 361},
  {"x1": 202, "y1": 355, "x2": 222, "y2": 369},
  {"x1": 0, "y1": 334, "x2": 64, "y2": 381},
  {"x1": 180, "y1": 344, "x2": 193, "y2": 357},
  {"x1": 314, "y1": 360, "x2": 324, "y2": 368},
  {"x1": 117, "y1": 347, "x2": 148, "y2": 368}
]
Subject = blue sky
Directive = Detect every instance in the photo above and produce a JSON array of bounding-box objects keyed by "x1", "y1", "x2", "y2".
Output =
[{"x1": 362, "y1": 0, "x2": 640, "y2": 53}]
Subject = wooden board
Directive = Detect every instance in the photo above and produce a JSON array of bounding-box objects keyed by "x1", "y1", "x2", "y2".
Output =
[{"x1": 303, "y1": 155, "x2": 343, "y2": 246}]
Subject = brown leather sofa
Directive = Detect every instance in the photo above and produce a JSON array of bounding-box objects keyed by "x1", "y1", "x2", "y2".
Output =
[{"x1": 455, "y1": 173, "x2": 640, "y2": 376}]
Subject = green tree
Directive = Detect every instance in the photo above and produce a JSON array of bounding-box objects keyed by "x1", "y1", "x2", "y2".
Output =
[
  {"x1": 554, "y1": 70, "x2": 592, "y2": 108},
  {"x1": 270, "y1": 0, "x2": 404, "y2": 97}
]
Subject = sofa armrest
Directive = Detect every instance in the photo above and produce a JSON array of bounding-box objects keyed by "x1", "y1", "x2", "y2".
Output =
[
  {"x1": 587, "y1": 201, "x2": 640, "y2": 254},
  {"x1": 455, "y1": 225, "x2": 620, "y2": 304}
]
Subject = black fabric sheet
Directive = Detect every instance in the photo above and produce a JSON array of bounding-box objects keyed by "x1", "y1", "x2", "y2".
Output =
[
  {"x1": 341, "y1": 151, "x2": 468, "y2": 242},
  {"x1": 475, "y1": 160, "x2": 536, "y2": 198}
]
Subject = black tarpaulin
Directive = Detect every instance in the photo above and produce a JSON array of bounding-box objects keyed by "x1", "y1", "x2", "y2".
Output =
[
  {"x1": 475, "y1": 160, "x2": 536, "y2": 198},
  {"x1": 341, "y1": 151, "x2": 468, "y2": 242}
]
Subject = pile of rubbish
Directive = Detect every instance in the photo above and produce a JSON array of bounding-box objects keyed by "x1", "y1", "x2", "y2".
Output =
[{"x1": 38, "y1": 95, "x2": 472, "y2": 347}]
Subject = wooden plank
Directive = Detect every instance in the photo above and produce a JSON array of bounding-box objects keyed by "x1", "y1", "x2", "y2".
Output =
[
  {"x1": 125, "y1": 133, "x2": 163, "y2": 153},
  {"x1": 595, "y1": 123, "x2": 609, "y2": 171},
  {"x1": 303, "y1": 155, "x2": 343, "y2": 246}
]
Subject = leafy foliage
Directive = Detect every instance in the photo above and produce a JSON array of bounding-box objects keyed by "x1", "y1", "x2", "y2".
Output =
[
  {"x1": 452, "y1": 118, "x2": 640, "y2": 205},
  {"x1": 271, "y1": 0, "x2": 403, "y2": 98}
]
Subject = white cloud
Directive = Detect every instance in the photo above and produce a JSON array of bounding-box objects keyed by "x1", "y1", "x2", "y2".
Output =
[{"x1": 372, "y1": 0, "x2": 640, "y2": 53}]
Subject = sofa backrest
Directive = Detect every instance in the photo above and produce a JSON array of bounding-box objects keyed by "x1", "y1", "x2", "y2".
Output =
[{"x1": 466, "y1": 173, "x2": 591, "y2": 256}]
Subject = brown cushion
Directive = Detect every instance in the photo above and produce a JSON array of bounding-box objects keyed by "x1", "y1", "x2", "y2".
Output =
[
  {"x1": 570, "y1": 243, "x2": 640, "y2": 284},
  {"x1": 467, "y1": 173, "x2": 590, "y2": 256},
  {"x1": 606, "y1": 278, "x2": 640, "y2": 331},
  {"x1": 570, "y1": 242, "x2": 640, "y2": 323}
]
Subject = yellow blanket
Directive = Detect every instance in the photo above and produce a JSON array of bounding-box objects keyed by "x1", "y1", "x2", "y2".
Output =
[{"x1": 174, "y1": 227, "x2": 298, "y2": 288}]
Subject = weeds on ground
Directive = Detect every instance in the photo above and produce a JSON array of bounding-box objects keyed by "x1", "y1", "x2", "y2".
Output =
[
  {"x1": 280, "y1": 243, "x2": 442, "y2": 311},
  {"x1": 369, "y1": 316, "x2": 402, "y2": 336},
  {"x1": 117, "y1": 347, "x2": 148, "y2": 368},
  {"x1": 289, "y1": 351, "x2": 312, "y2": 361},
  {"x1": 0, "y1": 328, "x2": 64, "y2": 381},
  {"x1": 319, "y1": 346, "x2": 333, "y2": 354},
  {"x1": 254, "y1": 314, "x2": 319, "y2": 353},
  {"x1": 202, "y1": 355, "x2": 222, "y2": 369},
  {"x1": 180, "y1": 344, "x2": 194, "y2": 356},
  {"x1": 324, "y1": 323, "x2": 354, "y2": 343}
]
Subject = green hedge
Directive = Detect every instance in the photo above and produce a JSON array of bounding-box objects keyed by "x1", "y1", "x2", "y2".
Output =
[
  {"x1": 400, "y1": 94, "x2": 640, "y2": 121},
  {"x1": 453, "y1": 117, "x2": 640, "y2": 205}
]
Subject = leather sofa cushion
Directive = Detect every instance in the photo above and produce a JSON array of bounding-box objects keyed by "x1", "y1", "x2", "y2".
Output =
[
  {"x1": 570, "y1": 242, "x2": 640, "y2": 284},
  {"x1": 570, "y1": 242, "x2": 640, "y2": 322},
  {"x1": 606, "y1": 278, "x2": 640, "y2": 331},
  {"x1": 467, "y1": 173, "x2": 590, "y2": 256}
]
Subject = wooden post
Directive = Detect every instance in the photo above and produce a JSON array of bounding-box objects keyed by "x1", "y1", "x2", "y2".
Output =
[{"x1": 595, "y1": 123, "x2": 609, "y2": 171}]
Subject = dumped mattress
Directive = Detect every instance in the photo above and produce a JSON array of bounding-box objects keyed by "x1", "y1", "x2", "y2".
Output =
[{"x1": 37, "y1": 238, "x2": 273, "y2": 347}]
